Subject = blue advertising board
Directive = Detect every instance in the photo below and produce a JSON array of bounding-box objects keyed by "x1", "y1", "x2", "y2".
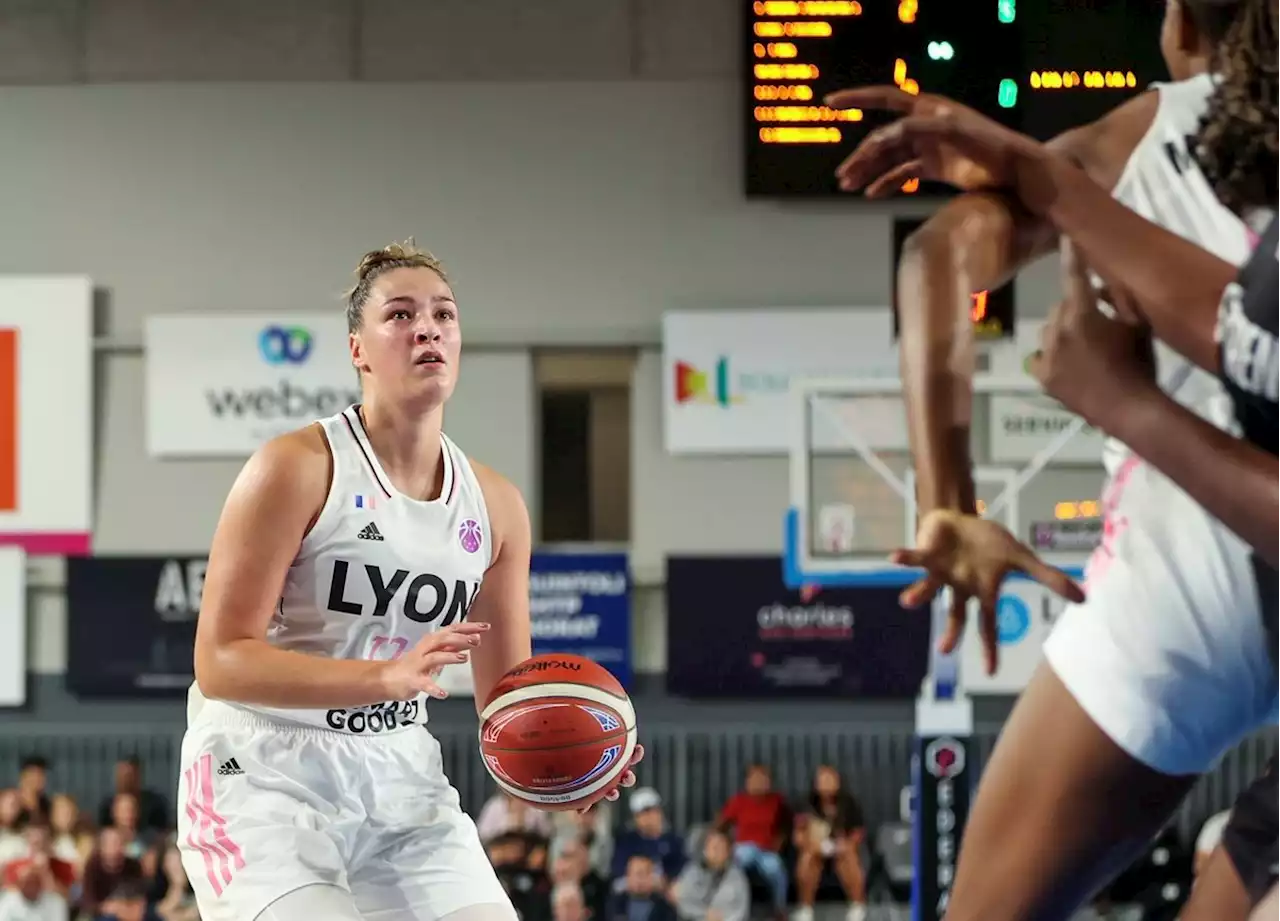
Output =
[{"x1": 529, "y1": 552, "x2": 632, "y2": 688}]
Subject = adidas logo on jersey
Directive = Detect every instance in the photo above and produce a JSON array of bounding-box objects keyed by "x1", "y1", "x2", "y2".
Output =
[
  {"x1": 216, "y1": 758, "x2": 244, "y2": 776},
  {"x1": 357, "y1": 522, "x2": 384, "y2": 541}
]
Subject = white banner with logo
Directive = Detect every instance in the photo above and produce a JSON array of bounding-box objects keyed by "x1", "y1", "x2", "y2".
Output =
[
  {"x1": 959, "y1": 581, "x2": 1072, "y2": 695},
  {"x1": 146, "y1": 315, "x2": 361, "y2": 457},
  {"x1": 663, "y1": 309, "x2": 900, "y2": 454},
  {"x1": 984, "y1": 320, "x2": 1105, "y2": 464},
  {"x1": 0, "y1": 547, "x2": 25, "y2": 706},
  {"x1": 0, "y1": 277, "x2": 94, "y2": 555}
]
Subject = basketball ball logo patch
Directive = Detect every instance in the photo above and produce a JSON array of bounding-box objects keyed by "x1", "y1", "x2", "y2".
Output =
[{"x1": 459, "y1": 519, "x2": 483, "y2": 553}]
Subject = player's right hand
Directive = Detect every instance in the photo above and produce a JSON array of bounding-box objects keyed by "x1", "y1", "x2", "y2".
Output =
[
  {"x1": 824, "y1": 86, "x2": 1044, "y2": 199},
  {"x1": 379, "y1": 622, "x2": 491, "y2": 701},
  {"x1": 890, "y1": 510, "x2": 1085, "y2": 675}
]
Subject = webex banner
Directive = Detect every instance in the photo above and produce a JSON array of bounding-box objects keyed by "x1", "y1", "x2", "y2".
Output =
[
  {"x1": 146, "y1": 315, "x2": 360, "y2": 457},
  {"x1": 665, "y1": 556, "x2": 930, "y2": 698}
]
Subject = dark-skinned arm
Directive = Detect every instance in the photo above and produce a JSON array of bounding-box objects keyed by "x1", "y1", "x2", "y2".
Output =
[
  {"x1": 899, "y1": 99, "x2": 1146, "y2": 515},
  {"x1": 1014, "y1": 152, "x2": 1236, "y2": 373}
]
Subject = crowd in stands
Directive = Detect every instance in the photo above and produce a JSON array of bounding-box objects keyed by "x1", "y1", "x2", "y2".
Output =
[
  {"x1": 0, "y1": 753, "x2": 1216, "y2": 921},
  {"x1": 477, "y1": 762, "x2": 874, "y2": 921},
  {"x1": 0, "y1": 756, "x2": 195, "y2": 921}
]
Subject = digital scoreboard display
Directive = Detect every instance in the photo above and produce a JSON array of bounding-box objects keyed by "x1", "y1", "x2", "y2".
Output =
[{"x1": 746, "y1": 0, "x2": 1169, "y2": 196}]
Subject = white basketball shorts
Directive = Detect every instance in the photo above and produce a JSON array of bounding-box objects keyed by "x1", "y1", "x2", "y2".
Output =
[
  {"x1": 175, "y1": 700, "x2": 511, "y2": 921},
  {"x1": 1043, "y1": 455, "x2": 1279, "y2": 776}
]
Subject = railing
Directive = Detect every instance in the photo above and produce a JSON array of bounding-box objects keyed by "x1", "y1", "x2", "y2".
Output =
[{"x1": 2, "y1": 721, "x2": 1271, "y2": 845}]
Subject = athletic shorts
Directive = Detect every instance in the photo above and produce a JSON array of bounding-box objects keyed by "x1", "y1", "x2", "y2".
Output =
[
  {"x1": 176, "y1": 700, "x2": 510, "y2": 921},
  {"x1": 1043, "y1": 456, "x2": 1279, "y2": 776},
  {"x1": 1224, "y1": 756, "x2": 1279, "y2": 906}
]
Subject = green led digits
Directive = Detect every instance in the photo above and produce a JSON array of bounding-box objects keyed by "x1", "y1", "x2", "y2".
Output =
[
  {"x1": 998, "y1": 78, "x2": 1018, "y2": 107},
  {"x1": 997, "y1": 0, "x2": 1016, "y2": 23},
  {"x1": 926, "y1": 41, "x2": 954, "y2": 61}
]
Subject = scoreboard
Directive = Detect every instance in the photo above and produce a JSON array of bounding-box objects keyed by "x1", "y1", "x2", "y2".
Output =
[{"x1": 746, "y1": 0, "x2": 1169, "y2": 196}]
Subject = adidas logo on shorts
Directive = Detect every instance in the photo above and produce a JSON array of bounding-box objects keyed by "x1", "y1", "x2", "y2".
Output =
[
  {"x1": 216, "y1": 758, "x2": 244, "y2": 776},
  {"x1": 357, "y1": 522, "x2": 384, "y2": 541}
]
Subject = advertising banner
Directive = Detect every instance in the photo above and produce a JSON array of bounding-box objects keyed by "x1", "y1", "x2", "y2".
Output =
[
  {"x1": 146, "y1": 315, "x2": 361, "y2": 457},
  {"x1": 912, "y1": 734, "x2": 972, "y2": 921},
  {"x1": 0, "y1": 277, "x2": 93, "y2": 555},
  {"x1": 436, "y1": 550, "x2": 632, "y2": 696},
  {"x1": 663, "y1": 310, "x2": 901, "y2": 454},
  {"x1": 665, "y1": 556, "x2": 930, "y2": 697},
  {"x1": 958, "y1": 580, "x2": 1073, "y2": 695},
  {"x1": 67, "y1": 551, "x2": 630, "y2": 699},
  {"x1": 66, "y1": 556, "x2": 204, "y2": 697},
  {"x1": 0, "y1": 547, "x2": 25, "y2": 706}
]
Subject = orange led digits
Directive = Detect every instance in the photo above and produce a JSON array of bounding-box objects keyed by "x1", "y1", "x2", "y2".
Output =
[
  {"x1": 1030, "y1": 70, "x2": 1137, "y2": 90},
  {"x1": 754, "y1": 85, "x2": 815, "y2": 100},
  {"x1": 898, "y1": 0, "x2": 918, "y2": 23},
  {"x1": 970, "y1": 290, "x2": 989, "y2": 322},
  {"x1": 759, "y1": 126, "x2": 842, "y2": 143}
]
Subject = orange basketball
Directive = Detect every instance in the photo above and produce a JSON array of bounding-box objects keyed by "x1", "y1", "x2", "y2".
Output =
[{"x1": 478, "y1": 654, "x2": 637, "y2": 811}]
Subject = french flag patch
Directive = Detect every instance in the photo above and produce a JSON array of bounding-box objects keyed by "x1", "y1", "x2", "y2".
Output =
[{"x1": 354, "y1": 494, "x2": 377, "y2": 510}]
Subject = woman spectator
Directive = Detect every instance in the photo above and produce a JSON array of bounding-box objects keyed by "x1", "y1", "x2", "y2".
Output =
[
  {"x1": 46, "y1": 796, "x2": 87, "y2": 874},
  {"x1": 792, "y1": 766, "x2": 867, "y2": 921},
  {"x1": 0, "y1": 792, "x2": 26, "y2": 869},
  {"x1": 79, "y1": 828, "x2": 143, "y2": 919},
  {"x1": 672, "y1": 828, "x2": 750, "y2": 921}
]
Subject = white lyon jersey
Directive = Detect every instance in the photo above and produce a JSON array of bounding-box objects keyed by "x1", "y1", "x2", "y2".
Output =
[
  {"x1": 1101, "y1": 73, "x2": 1252, "y2": 473},
  {"x1": 188, "y1": 404, "x2": 492, "y2": 735}
]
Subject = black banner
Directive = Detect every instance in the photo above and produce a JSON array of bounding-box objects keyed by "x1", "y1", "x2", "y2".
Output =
[
  {"x1": 664, "y1": 556, "x2": 930, "y2": 698},
  {"x1": 66, "y1": 557, "x2": 204, "y2": 698},
  {"x1": 912, "y1": 735, "x2": 973, "y2": 921}
]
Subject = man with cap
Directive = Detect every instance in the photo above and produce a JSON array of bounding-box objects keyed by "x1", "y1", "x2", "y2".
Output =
[{"x1": 610, "y1": 788, "x2": 686, "y2": 887}]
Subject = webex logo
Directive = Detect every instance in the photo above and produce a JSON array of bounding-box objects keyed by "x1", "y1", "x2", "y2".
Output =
[
  {"x1": 258, "y1": 326, "x2": 313, "y2": 365},
  {"x1": 202, "y1": 325, "x2": 358, "y2": 425}
]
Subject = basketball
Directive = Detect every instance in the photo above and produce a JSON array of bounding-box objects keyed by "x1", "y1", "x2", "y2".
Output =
[{"x1": 478, "y1": 653, "x2": 637, "y2": 811}]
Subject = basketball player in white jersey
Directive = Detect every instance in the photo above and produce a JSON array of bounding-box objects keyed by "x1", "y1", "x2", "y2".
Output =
[
  {"x1": 818, "y1": 1, "x2": 1277, "y2": 918},
  {"x1": 176, "y1": 242, "x2": 640, "y2": 921}
]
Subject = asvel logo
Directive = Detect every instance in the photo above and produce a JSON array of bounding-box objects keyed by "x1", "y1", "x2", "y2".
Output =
[
  {"x1": 995, "y1": 596, "x2": 1030, "y2": 645},
  {"x1": 924, "y1": 738, "x2": 966, "y2": 779},
  {"x1": 258, "y1": 326, "x2": 314, "y2": 365}
]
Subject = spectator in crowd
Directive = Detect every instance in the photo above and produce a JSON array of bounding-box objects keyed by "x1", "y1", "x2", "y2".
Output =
[
  {"x1": 2, "y1": 823, "x2": 75, "y2": 900},
  {"x1": 46, "y1": 797, "x2": 88, "y2": 873},
  {"x1": 611, "y1": 789, "x2": 685, "y2": 886},
  {"x1": 97, "y1": 760, "x2": 168, "y2": 837},
  {"x1": 489, "y1": 831, "x2": 552, "y2": 921},
  {"x1": 717, "y1": 765, "x2": 789, "y2": 920},
  {"x1": 92, "y1": 879, "x2": 150, "y2": 921},
  {"x1": 792, "y1": 766, "x2": 867, "y2": 921},
  {"x1": 149, "y1": 844, "x2": 197, "y2": 921},
  {"x1": 105, "y1": 796, "x2": 147, "y2": 861},
  {"x1": 607, "y1": 855, "x2": 676, "y2": 921},
  {"x1": 79, "y1": 828, "x2": 142, "y2": 919},
  {"x1": 14, "y1": 761, "x2": 49, "y2": 828},
  {"x1": 477, "y1": 792, "x2": 554, "y2": 845},
  {"x1": 0, "y1": 792, "x2": 26, "y2": 868},
  {"x1": 0, "y1": 858, "x2": 66, "y2": 921},
  {"x1": 551, "y1": 804, "x2": 614, "y2": 878},
  {"x1": 1194, "y1": 809, "x2": 1232, "y2": 879},
  {"x1": 671, "y1": 827, "x2": 749, "y2": 921},
  {"x1": 551, "y1": 837, "x2": 608, "y2": 919},
  {"x1": 552, "y1": 881, "x2": 591, "y2": 921}
]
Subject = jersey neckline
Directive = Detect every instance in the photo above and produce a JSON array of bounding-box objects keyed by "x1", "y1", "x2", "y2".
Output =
[{"x1": 340, "y1": 404, "x2": 457, "y2": 507}]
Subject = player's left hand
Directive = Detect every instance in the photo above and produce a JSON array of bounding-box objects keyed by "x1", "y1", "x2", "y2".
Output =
[
  {"x1": 588, "y1": 743, "x2": 644, "y2": 812},
  {"x1": 891, "y1": 509, "x2": 1085, "y2": 674},
  {"x1": 824, "y1": 85, "x2": 1044, "y2": 198},
  {"x1": 1029, "y1": 239, "x2": 1159, "y2": 427}
]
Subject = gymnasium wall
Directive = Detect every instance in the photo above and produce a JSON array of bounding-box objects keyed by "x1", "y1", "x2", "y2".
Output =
[{"x1": 0, "y1": 0, "x2": 1075, "y2": 686}]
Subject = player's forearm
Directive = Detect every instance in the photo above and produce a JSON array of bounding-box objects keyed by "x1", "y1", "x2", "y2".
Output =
[
  {"x1": 898, "y1": 194, "x2": 1050, "y2": 513},
  {"x1": 195, "y1": 638, "x2": 392, "y2": 709},
  {"x1": 1015, "y1": 152, "x2": 1234, "y2": 371},
  {"x1": 1105, "y1": 388, "x2": 1279, "y2": 566},
  {"x1": 469, "y1": 623, "x2": 531, "y2": 714}
]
